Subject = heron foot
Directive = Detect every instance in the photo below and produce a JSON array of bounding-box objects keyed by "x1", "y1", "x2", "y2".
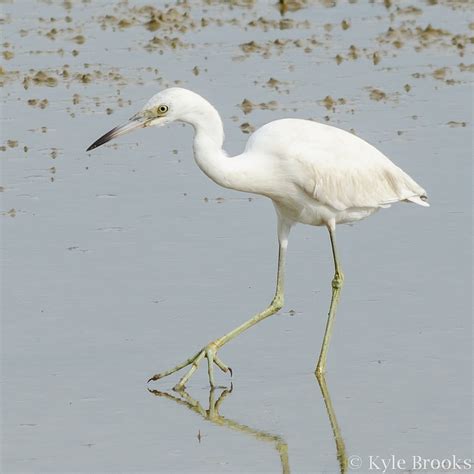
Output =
[{"x1": 147, "y1": 342, "x2": 232, "y2": 391}]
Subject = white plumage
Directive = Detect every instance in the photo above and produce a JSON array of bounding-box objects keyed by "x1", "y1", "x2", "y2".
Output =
[
  {"x1": 240, "y1": 118, "x2": 428, "y2": 227},
  {"x1": 87, "y1": 87, "x2": 429, "y2": 389}
]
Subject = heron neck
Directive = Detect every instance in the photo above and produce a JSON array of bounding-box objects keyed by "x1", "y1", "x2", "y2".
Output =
[{"x1": 189, "y1": 107, "x2": 251, "y2": 192}]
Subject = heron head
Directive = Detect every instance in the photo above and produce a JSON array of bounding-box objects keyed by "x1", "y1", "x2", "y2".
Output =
[{"x1": 86, "y1": 87, "x2": 203, "y2": 151}]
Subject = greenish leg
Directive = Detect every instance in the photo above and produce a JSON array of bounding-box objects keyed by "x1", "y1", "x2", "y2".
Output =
[
  {"x1": 148, "y1": 236, "x2": 288, "y2": 390},
  {"x1": 213, "y1": 242, "x2": 286, "y2": 348},
  {"x1": 315, "y1": 226, "x2": 344, "y2": 376}
]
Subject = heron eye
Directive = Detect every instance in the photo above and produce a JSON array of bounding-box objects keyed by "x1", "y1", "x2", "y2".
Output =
[{"x1": 157, "y1": 105, "x2": 168, "y2": 114}]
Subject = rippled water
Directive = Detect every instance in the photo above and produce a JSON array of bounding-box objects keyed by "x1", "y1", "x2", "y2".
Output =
[{"x1": 1, "y1": 1, "x2": 472, "y2": 472}]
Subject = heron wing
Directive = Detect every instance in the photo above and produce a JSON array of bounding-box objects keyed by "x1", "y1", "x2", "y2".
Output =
[
  {"x1": 296, "y1": 147, "x2": 428, "y2": 211},
  {"x1": 247, "y1": 119, "x2": 428, "y2": 211}
]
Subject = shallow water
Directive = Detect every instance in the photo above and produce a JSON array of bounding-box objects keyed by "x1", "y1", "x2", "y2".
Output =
[{"x1": 1, "y1": 1, "x2": 472, "y2": 473}]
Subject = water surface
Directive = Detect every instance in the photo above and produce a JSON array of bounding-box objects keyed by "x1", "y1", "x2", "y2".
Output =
[{"x1": 1, "y1": 1, "x2": 472, "y2": 472}]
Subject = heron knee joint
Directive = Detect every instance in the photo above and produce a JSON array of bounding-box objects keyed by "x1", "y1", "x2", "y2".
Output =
[{"x1": 332, "y1": 271, "x2": 344, "y2": 289}]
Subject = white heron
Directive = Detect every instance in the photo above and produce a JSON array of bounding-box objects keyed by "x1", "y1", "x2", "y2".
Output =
[{"x1": 87, "y1": 87, "x2": 429, "y2": 390}]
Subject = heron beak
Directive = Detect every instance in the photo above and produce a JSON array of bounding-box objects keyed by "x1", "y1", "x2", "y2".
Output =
[{"x1": 86, "y1": 113, "x2": 149, "y2": 151}]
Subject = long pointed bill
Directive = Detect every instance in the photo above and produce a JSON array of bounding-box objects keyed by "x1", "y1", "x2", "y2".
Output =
[{"x1": 86, "y1": 116, "x2": 148, "y2": 151}]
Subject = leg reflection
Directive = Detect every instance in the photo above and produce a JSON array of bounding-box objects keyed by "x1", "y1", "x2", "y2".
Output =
[
  {"x1": 148, "y1": 373, "x2": 346, "y2": 472},
  {"x1": 148, "y1": 385, "x2": 290, "y2": 474},
  {"x1": 315, "y1": 373, "x2": 348, "y2": 474}
]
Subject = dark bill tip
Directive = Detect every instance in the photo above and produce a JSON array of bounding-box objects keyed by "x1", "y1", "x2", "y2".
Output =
[
  {"x1": 86, "y1": 119, "x2": 147, "y2": 152},
  {"x1": 86, "y1": 126, "x2": 121, "y2": 152}
]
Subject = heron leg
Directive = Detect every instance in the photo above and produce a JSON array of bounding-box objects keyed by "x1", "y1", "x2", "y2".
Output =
[
  {"x1": 315, "y1": 225, "x2": 344, "y2": 375},
  {"x1": 148, "y1": 230, "x2": 289, "y2": 391}
]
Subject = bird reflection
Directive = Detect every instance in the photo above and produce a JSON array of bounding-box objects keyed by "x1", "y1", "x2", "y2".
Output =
[
  {"x1": 316, "y1": 373, "x2": 348, "y2": 473},
  {"x1": 148, "y1": 374, "x2": 347, "y2": 474},
  {"x1": 148, "y1": 385, "x2": 290, "y2": 473}
]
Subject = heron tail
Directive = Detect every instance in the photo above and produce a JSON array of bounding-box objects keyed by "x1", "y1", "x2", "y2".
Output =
[{"x1": 406, "y1": 195, "x2": 430, "y2": 207}]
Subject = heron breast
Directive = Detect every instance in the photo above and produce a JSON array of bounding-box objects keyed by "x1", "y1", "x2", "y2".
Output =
[{"x1": 273, "y1": 194, "x2": 379, "y2": 227}]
